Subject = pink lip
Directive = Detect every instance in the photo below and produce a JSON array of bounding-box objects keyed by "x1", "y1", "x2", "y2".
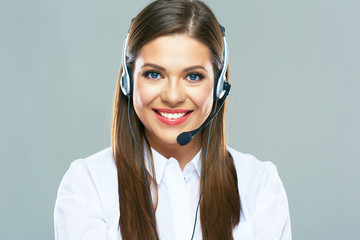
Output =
[{"x1": 152, "y1": 108, "x2": 193, "y2": 125}]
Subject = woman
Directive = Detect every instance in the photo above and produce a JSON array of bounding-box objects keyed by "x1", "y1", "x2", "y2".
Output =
[{"x1": 54, "y1": 0, "x2": 291, "y2": 239}]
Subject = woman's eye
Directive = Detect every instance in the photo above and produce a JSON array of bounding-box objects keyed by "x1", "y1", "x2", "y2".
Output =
[
  {"x1": 145, "y1": 71, "x2": 161, "y2": 80},
  {"x1": 186, "y1": 73, "x2": 204, "y2": 82}
]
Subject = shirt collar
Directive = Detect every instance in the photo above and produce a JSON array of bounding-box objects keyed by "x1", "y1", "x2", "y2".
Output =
[
  {"x1": 144, "y1": 146, "x2": 202, "y2": 184},
  {"x1": 190, "y1": 150, "x2": 202, "y2": 177}
]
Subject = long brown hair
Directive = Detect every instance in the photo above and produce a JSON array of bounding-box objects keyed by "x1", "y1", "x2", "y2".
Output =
[{"x1": 112, "y1": 0, "x2": 241, "y2": 239}]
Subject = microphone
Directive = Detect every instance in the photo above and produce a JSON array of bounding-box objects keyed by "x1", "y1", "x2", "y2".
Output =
[{"x1": 177, "y1": 83, "x2": 231, "y2": 146}]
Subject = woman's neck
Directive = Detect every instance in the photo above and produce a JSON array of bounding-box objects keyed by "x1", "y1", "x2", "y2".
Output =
[{"x1": 146, "y1": 135, "x2": 201, "y2": 170}]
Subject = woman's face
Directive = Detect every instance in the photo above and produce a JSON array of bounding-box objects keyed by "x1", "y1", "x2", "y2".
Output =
[{"x1": 132, "y1": 34, "x2": 214, "y2": 150}]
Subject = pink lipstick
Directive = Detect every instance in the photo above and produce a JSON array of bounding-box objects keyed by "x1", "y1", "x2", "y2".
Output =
[{"x1": 152, "y1": 108, "x2": 192, "y2": 125}]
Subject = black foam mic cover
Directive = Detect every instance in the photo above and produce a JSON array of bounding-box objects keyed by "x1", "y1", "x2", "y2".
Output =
[{"x1": 176, "y1": 132, "x2": 192, "y2": 146}]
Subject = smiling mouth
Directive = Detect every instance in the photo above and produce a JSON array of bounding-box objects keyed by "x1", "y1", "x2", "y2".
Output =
[
  {"x1": 158, "y1": 111, "x2": 186, "y2": 119},
  {"x1": 153, "y1": 109, "x2": 192, "y2": 119},
  {"x1": 152, "y1": 109, "x2": 193, "y2": 125}
]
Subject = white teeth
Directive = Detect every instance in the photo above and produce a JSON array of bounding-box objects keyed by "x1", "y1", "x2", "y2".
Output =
[{"x1": 159, "y1": 112, "x2": 186, "y2": 119}]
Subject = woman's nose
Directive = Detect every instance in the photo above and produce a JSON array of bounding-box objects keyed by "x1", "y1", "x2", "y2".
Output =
[{"x1": 160, "y1": 78, "x2": 185, "y2": 106}]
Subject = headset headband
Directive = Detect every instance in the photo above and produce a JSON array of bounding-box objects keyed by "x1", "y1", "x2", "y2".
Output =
[{"x1": 120, "y1": 22, "x2": 230, "y2": 100}]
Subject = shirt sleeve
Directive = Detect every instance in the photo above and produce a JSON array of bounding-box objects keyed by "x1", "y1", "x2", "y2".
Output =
[
  {"x1": 253, "y1": 162, "x2": 292, "y2": 240},
  {"x1": 54, "y1": 160, "x2": 107, "y2": 240}
]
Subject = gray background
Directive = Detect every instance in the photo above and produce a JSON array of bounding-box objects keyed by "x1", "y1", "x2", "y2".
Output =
[{"x1": 1, "y1": 0, "x2": 359, "y2": 239}]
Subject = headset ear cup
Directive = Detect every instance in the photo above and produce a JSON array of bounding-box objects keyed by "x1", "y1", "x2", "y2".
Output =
[
  {"x1": 127, "y1": 66, "x2": 133, "y2": 97},
  {"x1": 214, "y1": 71, "x2": 222, "y2": 100},
  {"x1": 120, "y1": 73, "x2": 128, "y2": 97},
  {"x1": 120, "y1": 65, "x2": 133, "y2": 98}
]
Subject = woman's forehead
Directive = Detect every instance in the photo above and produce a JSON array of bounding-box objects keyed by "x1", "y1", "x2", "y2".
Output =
[{"x1": 135, "y1": 34, "x2": 213, "y2": 72}]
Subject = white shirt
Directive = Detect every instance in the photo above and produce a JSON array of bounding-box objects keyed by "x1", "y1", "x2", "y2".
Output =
[{"x1": 54, "y1": 146, "x2": 291, "y2": 240}]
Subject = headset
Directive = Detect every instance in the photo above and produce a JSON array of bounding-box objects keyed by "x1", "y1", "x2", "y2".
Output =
[{"x1": 121, "y1": 21, "x2": 231, "y2": 240}]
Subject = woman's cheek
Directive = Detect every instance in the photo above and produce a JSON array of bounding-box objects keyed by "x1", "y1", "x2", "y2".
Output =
[
  {"x1": 133, "y1": 79, "x2": 159, "y2": 111},
  {"x1": 190, "y1": 85, "x2": 214, "y2": 113}
]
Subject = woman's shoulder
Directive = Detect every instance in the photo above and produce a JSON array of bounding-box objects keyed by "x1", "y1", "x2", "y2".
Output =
[
  {"x1": 55, "y1": 147, "x2": 120, "y2": 237},
  {"x1": 60, "y1": 148, "x2": 116, "y2": 189},
  {"x1": 61, "y1": 147, "x2": 118, "y2": 198},
  {"x1": 227, "y1": 146, "x2": 291, "y2": 239},
  {"x1": 226, "y1": 146, "x2": 288, "y2": 214},
  {"x1": 66, "y1": 147, "x2": 116, "y2": 179},
  {"x1": 71, "y1": 147, "x2": 114, "y2": 166},
  {"x1": 227, "y1": 146, "x2": 280, "y2": 191}
]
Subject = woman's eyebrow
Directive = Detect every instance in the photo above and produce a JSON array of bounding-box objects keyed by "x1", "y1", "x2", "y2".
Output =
[
  {"x1": 141, "y1": 63, "x2": 208, "y2": 73},
  {"x1": 141, "y1": 63, "x2": 165, "y2": 71},
  {"x1": 184, "y1": 65, "x2": 208, "y2": 73}
]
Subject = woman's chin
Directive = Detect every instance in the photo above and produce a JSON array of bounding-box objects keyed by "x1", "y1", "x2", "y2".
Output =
[{"x1": 145, "y1": 131, "x2": 183, "y2": 148}]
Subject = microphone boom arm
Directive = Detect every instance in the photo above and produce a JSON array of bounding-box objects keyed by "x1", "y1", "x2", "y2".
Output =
[{"x1": 177, "y1": 82, "x2": 231, "y2": 146}]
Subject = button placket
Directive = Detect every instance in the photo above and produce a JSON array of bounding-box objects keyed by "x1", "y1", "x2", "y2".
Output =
[
  {"x1": 183, "y1": 164, "x2": 194, "y2": 183},
  {"x1": 163, "y1": 158, "x2": 193, "y2": 240}
]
